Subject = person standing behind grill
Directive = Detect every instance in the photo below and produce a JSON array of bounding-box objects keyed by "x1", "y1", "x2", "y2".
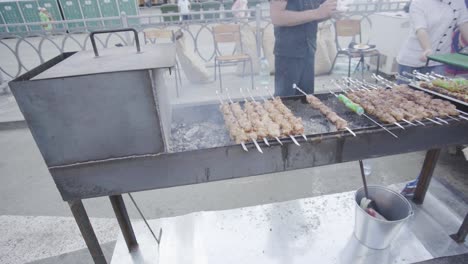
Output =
[
  {"x1": 178, "y1": 0, "x2": 191, "y2": 20},
  {"x1": 396, "y1": 0, "x2": 468, "y2": 78},
  {"x1": 270, "y1": 0, "x2": 337, "y2": 96}
]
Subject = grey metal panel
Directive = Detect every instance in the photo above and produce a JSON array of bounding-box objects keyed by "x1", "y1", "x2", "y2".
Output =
[
  {"x1": 12, "y1": 70, "x2": 165, "y2": 166},
  {"x1": 50, "y1": 122, "x2": 468, "y2": 201},
  {"x1": 32, "y1": 44, "x2": 176, "y2": 80}
]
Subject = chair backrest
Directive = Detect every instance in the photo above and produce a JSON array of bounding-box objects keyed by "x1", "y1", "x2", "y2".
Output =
[
  {"x1": 160, "y1": 4, "x2": 180, "y2": 22},
  {"x1": 143, "y1": 29, "x2": 174, "y2": 44},
  {"x1": 335, "y1": 19, "x2": 361, "y2": 37},
  {"x1": 334, "y1": 19, "x2": 362, "y2": 51},
  {"x1": 213, "y1": 24, "x2": 241, "y2": 43}
]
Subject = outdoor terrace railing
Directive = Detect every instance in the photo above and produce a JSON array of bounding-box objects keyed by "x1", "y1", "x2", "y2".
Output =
[{"x1": 0, "y1": 0, "x2": 409, "y2": 81}]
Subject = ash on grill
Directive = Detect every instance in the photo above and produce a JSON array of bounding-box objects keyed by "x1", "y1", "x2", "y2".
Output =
[{"x1": 170, "y1": 122, "x2": 230, "y2": 152}]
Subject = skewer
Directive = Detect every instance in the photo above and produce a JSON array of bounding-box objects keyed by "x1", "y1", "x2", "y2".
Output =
[
  {"x1": 403, "y1": 71, "x2": 430, "y2": 82},
  {"x1": 257, "y1": 87, "x2": 301, "y2": 147},
  {"x1": 402, "y1": 118, "x2": 417, "y2": 126},
  {"x1": 394, "y1": 122, "x2": 406, "y2": 130},
  {"x1": 416, "y1": 120, "x2": 426, "y2": 126},
  {"x1": 414, "y1": 70, "x2": 436, "y2": 80},
  {"x1": 426, "y1": 117, "x2": 443, "y2": 125},
  {"x1": 263, "y1": 86, "x2": 308, "y2": 141},
  {"x1": 295, "y1": 84, "x2": 357, "y2": 137},
  {"x1": 458, "y1": 115, "x2": 468, "y2": 121},
  {"x1": 362, "y1": 113, "x2": 399, "y2": 138},
  {"x1": 377, "y1": 75, "x2": 397, "y2": 87},
  {"x1": 430, "y1": 71, "x2": 450, "y2": 80},
  {"x1": 435, "y1": 117, "x2": 449, "y2": 124},
  {"x1": 241, "y1": 142, "x2": 248, "y2": 152},
  {"x1": 347, "y1": 78, "x2": 372, "y2": 91},
  {"x1": 290, "y1": 136, "x2": 300, "y2": 146},
  {"x1": 240, "y1": 88, "x2": 270, "y2": 147},
  {"x1": 252, "y1": 139, "x2": 263, "y2": 153},
  {"x1": 395, "y1": 74, "x2": 412, "y2": 83},
  {"x1": 331, "y1": 82, "x2": 400, "y2": 137},
  {"x1": 255, "y1": 89, "x2": 299, "y2": 145},
  {"x1": 345, "y1": 127, "x2": 357, "y2": 137},
  {"x1": 246, "y1": 89, "x2": 283, "y2": 145},
  {"x1": 344, "y1": 78, "x2": 424, "y2": 129},
  {"x1": 225, "y1": 88, "x2": 263, "y2": 153},
  {"x1": 446, "y1": 115, "x2": 460, "y2": 122},
  {"x1": 456, "y1": 109, "x2": 468, "y2": 116},
  {"x1": 216, "y1": 91, "x2": 249, "y2": 152}
]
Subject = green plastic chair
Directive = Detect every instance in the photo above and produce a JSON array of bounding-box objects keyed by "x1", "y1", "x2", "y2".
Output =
[
  {"x1": 202, "y1": 1, "x2": 221, "y2": 20},
  {"x1": 190, "y1": 2, "x2": 202, "y2": 20},
  {"x1": 223, "y1": 1, "x2": 234, "y2": 18},
  {"x1": 160, "y1": 4, "x2": 180, "y2": 22}
]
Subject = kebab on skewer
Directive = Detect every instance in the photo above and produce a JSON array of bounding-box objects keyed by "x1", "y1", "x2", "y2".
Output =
[
  {"x1": 271, "y1": 97, "x2": 306, "y2": 135},
  {"x1": 293, "y1": 84, "x2": 357, "y2": 136},
  {"x1": 219, "y1": 102, "x2": 250, "y2": 144}
]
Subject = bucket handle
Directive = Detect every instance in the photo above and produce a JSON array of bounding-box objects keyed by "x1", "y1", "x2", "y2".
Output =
[{"x1": 90, "y1": 28, "x2": 141, "y2": 57}]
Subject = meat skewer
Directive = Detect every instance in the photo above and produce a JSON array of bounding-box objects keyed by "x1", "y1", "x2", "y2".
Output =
[
  {"x1": 240, "y1": 88, "x2": 277, "y2": 146},
  {"x1": 339, "y1": 78, "x2": 417, "y2": 127},
  {"x1": 293, "y1": 84, "x2": 356, "y2": 137},
  {"x1": 225, "y1": 89, "x2": 264, "y2": 153},
  {"x1": 255, "y1": 91, "x2": 302, "y2": 146},
  {"x1": 338, "y1": 81, "x2": 406, "y2": 129},
  {"x1": 246, "y1": 89, "x2": 284, "y2": 146},
  {"x1": 345, "y1": 80, "x2": 449, "y2": 126},
  {"x1": 216, "y1": 91, "x2": 248, "y2": 152},
  {"x1": 327, "y1": 89, "x2": 399, "y2": 138},
  {"x1": 264, "y1": 87, "x2": 308, "y2": 141}
]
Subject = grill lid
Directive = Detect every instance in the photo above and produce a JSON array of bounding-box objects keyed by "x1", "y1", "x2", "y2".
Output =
[{"x1": 33, "y1": 43, "x2": 176, "y2": 80}]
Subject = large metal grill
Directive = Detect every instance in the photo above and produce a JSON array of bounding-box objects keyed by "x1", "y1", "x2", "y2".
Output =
[{"x1": 8, "y1": 32, "x2": 468, "y2": 263}]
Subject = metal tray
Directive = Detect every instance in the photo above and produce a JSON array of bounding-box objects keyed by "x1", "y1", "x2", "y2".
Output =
[{"x1": 408, "y1": 83, "x2": 468, "y2": 108}]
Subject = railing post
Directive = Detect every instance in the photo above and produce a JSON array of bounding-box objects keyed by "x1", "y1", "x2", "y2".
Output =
[
  {"x1": 120, "y1": 12, "x2": 132, "y2": 45},
  {"x1": 255, "y1": 4, "x2": 262, "y2": 59}
]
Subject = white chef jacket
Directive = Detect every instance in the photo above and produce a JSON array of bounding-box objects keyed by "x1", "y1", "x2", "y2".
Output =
[{"x1": 396, "y1": 0, "x2": 468, "y2": 67}]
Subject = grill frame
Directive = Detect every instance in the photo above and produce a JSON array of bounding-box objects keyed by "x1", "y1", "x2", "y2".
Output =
[{"x1": 8, "y1": 51, "x2": 468, "y2": 264}]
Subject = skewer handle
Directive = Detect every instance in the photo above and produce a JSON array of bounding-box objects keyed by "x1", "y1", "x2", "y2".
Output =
[{"x1": 293, "y1": 83, "x2": 308, "y2": 96}]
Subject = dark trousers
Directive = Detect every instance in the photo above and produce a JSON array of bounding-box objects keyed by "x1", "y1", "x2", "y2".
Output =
[
  {"x1": 182, "y1": 15, "x2": 190, "y2": 20},
  {"x1": 274, "y1": 53, "x2": 315, "y2": 96}
]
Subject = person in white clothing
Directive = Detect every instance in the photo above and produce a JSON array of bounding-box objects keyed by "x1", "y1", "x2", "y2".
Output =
[
  {"x1": 396, "y1": 0, "x2": 468, "y2": 78},
  {"x1": 232, "y1": 0, "x2": 248, "y2": 18},
  {"x1": 178, "y1": 0, "x2": 191, "y2": 20}
]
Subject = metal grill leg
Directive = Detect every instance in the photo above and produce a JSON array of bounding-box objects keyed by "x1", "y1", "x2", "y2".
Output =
[
  {"x1": 68, "y1": 200, "x2": 107, "y2": 264},
  {"x1": 413, "y1": 149, "x2": 441, "y2": 204},
  {"x1": 218, "y1": 61, "x2": 223, "y2": 92},
  {"x1": 110, "y1": 195, "x2": 138, "y2": 252},
  {"x1": 450, "y1": 213, "x2": 468, "y2": 243}
]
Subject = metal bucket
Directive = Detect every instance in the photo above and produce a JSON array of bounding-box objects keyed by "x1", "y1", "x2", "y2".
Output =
[{"x1": 354, "y1": 185, "x2": 413, "y2": 249}]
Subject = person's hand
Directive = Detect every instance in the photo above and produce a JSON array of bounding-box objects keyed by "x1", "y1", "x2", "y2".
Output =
[
  {"x1": 316, "y1": 0, "x2": 337, "y2": 20},
  {"x1": 420, "y1": 49, "x2": 432, "y2": 62}
]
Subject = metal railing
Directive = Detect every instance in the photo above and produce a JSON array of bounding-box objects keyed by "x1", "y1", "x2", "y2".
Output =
[{"x1": 0, "y1": 1, "x2": 409, "y2": 80}]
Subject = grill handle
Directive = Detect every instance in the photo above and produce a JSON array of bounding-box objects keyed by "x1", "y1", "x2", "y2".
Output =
[{"x1": 90, "y1": 28, "x2": 141, "y2": 57}]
